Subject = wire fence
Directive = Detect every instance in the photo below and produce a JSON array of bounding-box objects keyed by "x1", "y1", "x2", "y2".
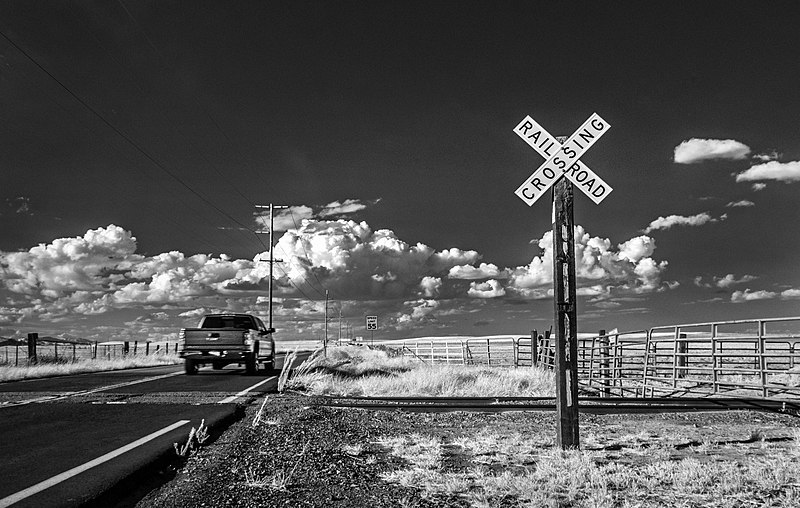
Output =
[{"x1": 0, "y1": 338, "x2": 180, "y2": 367}]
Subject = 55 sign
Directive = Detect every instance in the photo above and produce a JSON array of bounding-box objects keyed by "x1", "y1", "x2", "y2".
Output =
[{"x1": 365, "y1": 315, "x2": 378, "y2": 331}]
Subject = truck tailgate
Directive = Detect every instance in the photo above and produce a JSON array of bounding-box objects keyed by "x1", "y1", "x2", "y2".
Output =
[{"x1": 183, "y1": 328, "x2": 247, "y2": 349}]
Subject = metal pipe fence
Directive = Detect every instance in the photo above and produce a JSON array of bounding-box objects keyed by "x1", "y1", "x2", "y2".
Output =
[
  {"x1": 391, "y1": 317, "x2": 800, "y2": 399},
  {"x1": 578, "y1": 317, "x2": 800, "y2": 398}
]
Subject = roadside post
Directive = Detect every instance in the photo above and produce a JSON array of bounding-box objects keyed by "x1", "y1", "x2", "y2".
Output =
[
  {"x1": 366, "y1": 315, "x2": 378, "y2": 345},
  {"x1": 27, "y1": 332, "x2": 38, "y2": 365},
  {"x1": 512, "y1": 113, "x2": 612, "y2": 449}
]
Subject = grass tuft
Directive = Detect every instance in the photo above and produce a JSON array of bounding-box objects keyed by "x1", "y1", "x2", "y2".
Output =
[{"x1": 287, "y1": 346, "x2": 554, "y2": 397}]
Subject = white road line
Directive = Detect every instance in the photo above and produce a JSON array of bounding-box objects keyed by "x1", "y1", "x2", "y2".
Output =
[
  {"x1": 1, "y1": 371, "x2": 184, "y2": 409},
  {"x1": 217, "y1": 376, "x2": 277, "y2": 404},
  {"x1": 0, "y1": 420, "x2": 191, "y2": 508}
]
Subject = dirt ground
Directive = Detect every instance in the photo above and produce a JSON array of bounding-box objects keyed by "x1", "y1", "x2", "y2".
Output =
[{"x1": 137, "y1": 395, "x2": 800, "y2": 508}]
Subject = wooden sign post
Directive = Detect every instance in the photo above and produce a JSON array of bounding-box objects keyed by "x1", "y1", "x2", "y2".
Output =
[
  {"x1": 512, "y1": 114, "x2": 612, "y2": 449},
  {"x1": 552, "y1": 176, "x2": 579, "y2": 447}
]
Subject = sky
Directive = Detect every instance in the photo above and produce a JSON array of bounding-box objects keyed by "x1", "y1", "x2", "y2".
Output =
[{"x1": 1, "y1": 1, "x2": 799, "y2": 343}]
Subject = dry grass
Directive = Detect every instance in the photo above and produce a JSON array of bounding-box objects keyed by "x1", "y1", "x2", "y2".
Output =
[
  {"x1": 286, "y1": 345, "x2": 555, "y2": 397},
  {"x1": 0, "y1": 355, "x2": 180, "y2": 382},
  {"x1": 377, "y1": 425, "x2": 800, "y2": 507}
]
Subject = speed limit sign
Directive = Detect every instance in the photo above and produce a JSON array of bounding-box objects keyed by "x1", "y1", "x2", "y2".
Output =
[{"x1": 366, "y1": 315, "x2": 378, "y2": 330}]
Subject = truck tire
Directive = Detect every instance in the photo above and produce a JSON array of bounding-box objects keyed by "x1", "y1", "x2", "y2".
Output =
[
  {"x1": 184, "y1": 359, "x2": 199, "y2": 375},
  {"x1": 212, "y1": 361, "x2": 224, "y2": 370},
  {"x1": 263, "y1": 360, "x2": 275, "y2": 374},
  {"x1": 245, "y1": 356, "x2": 257, "y2": 375}
]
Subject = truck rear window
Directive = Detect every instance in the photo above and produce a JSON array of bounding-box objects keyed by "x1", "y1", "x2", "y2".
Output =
[{"x1": 201, "y1": 316, "x2": 255, "y2": 329}]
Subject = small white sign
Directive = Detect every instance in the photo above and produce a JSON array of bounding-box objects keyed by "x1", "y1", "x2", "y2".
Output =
[
  {"x1": 514, "y1": 113, "x2": 612, "y2": 206},
  {"x1": 366, "y1": 315, "x2": 378, "y2": 331}
]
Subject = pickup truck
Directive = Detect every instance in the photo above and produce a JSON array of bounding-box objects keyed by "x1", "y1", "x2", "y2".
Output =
[{"x1": 178, "y1": 313, "x2": 275, "y2": 375}]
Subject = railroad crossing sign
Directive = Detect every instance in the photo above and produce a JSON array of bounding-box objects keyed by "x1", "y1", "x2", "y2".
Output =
[
  {"x1": 512, "y1": 111, "x2": 614, "y2": 450},
  {"x1": 513, "y1": 113, "x2": 612, "y2": 206},
  {"x1": 365, "y1": 315, "x2": 378, "y2": 331}
]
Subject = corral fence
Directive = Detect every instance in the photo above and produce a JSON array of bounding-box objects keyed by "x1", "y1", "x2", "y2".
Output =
[
  {"x1": 394, "y1": 317, "x2": 800, "y2": 399},
  {"x1": 578, "y1": 317, "x2": 800, "y2": 399},
  {"x1": 0, "y1": 332, "x2": 179, "y2": 366},
  {"x1": 396, "y1": 329, "x2": 556, "y2": 368}
]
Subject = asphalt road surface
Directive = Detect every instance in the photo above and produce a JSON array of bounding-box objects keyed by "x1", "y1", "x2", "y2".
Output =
[{"x1": 0, "y1": 351, "x2": 311, "y2": 508}]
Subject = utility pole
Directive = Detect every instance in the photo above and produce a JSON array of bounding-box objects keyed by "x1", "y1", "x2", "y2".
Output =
[
  {"x1": 338, "y1": 304, "x2": 343, "y2": 345},
  {"x1": 324, "y1": 290, "x2": 329, "y2": 355},
  {"x1": 255, "y1": 203, "x2": 287, "y2": 332}
]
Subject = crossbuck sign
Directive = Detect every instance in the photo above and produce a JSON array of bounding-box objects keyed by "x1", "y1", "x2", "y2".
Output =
[{"x1": 514, "y1": 113, "x2": 612, "y2": 206}]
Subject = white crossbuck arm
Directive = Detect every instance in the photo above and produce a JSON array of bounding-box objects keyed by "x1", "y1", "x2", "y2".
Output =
[{"x1": 513, "y1": 113, "x2": 613, "y2": 206}]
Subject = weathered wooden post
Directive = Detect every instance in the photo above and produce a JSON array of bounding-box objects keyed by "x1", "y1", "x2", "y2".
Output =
[
  {"x1": 27, "y1": 333, "x2": 38, "y2": 365},
  {"x1": 553, "y1": 178, "x2": 580, "y2": 448}
]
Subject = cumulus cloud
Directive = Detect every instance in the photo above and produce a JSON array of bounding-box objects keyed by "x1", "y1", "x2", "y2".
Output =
[
  {"x1": 319, "y1": 199, "x2": 372, "y2": 217},
  {"x1": 395, "y1": 299, "x2": 439, "y2": 329},
  {"x1": 0, "y1": 220, "x2": 672, "y2": 334},
  {"x1": 752, "y1": 183, "x2": 767, "y2": 191},
  {"x1": 781, "y1": 289, "x2": 800, "y2": 299},
  {"x1": 735, "y1": 161, "x2": 800, "y2": 183},
  {"x1": 505, "y1": 226, "x2": 668, "y2": 300},
  {"x1": 695, "y1": 273, "x2": 757, "y2": 289},
  {"x1": 262, "y1": 219, "x2": 480, "y2": 300},
  {"x1": 467, "y1": 279, "x2": 506, "y2": 299},
  {"x1": 643, "y1": 212, "x2": 724, "y2": 233},
  {"x1": 725, "y1": 200, "x2": 755, "y2": 208},
  {"x1": 448, "y1": 263, "x2": 506, "y2": 280},
  {"x1": 731, "y1": 289, "x2": 777, "y2": 302},
  {"x1": 0, "y1": 224, "x2": 139, "y2": 297},
  {"x1": 419, "y1": 276, "x2": 442, "y2": 298},
  {"x1": 715, "y1": 273, "x2": 757, "y2": 288},
  {"x1": 253, "y1": 199, "x2": 377, "y2": 233},
  {"x1": 753, "y1": 151, "x2": 781, "y2": 162},
  {"x1": 674, "y1": 138, "x2": 751, "y2": 164}
]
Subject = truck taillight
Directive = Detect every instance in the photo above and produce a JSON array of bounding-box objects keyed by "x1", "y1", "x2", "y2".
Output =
[{"x1": 244, "y1": 331, "x2": 253, "y2": 346}]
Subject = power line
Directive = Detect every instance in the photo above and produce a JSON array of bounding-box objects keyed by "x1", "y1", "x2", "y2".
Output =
[{"x1": 0, "y1": 29, "x2": 263, "y2": 248}]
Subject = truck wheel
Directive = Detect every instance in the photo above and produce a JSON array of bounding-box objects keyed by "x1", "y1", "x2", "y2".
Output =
[
  {"x1": 245, "y1": 357, "x2": 257, "y2": 375},
  {"x1": 184, "y1": 359, "x2": 199, "y2": 375},
  {"x1": 212, "y1": 361, "x2": 224, "y2": 370},
  {"x1": 263, "y1": 360, "x2": 275, "y2": 373}
]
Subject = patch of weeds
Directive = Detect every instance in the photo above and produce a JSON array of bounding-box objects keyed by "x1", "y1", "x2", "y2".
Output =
[
  {"x1": 247, "y1": 441, "x2": 310, "y2": 492},
  {"x1": 173, "y1": 419, "x2": 210, "y2": 457}
]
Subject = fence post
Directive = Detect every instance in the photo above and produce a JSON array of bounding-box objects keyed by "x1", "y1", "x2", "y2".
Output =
[
  {"x1": 486, "y1": 338, "x2": 491, "y2": 366},
  {"x1": 677, "y1": 333, "x2": 687, "y2": 379},
  {"x1": 27, "y1": 333, "x2": 38, "y2": 365},
  {"x1": 599, "y1": 329, "x2": 609, "y2": 398},
  {"x1": 758, "y1": 320, "x2": 767, "y2": 397},
  {"x1": 15, "y1": 344, "x2": 19, "y2": 366},
  {"x1": 531, "y1": 330, "x2": 538, "y2": 367},
  {"x1": 72, "y1": 343, "x2": 76, "y2": 362},
  {"x1": 123, "y1": 342, "x2": 130, "y2": 355},
  {"x1": 54, "y1": 342, "x2": 58, "y2": 362},
  {"x1": 93, "y1": 341, "x2": 98, "y2": 359},
  {"x1": 145, "y1": 342, "x2": 150, "y2": 356},
  {"x1": 133, "y1": 341, "x2": 138, "y2": 355}
]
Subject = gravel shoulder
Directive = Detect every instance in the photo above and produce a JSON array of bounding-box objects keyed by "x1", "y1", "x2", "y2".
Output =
[{"x1": 137, "y1": 395, "x2": 800, "y2": 508}]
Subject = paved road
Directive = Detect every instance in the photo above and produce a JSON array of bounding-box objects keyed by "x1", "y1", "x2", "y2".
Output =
[{"x1": 0, "y1": 351, "x2": 312, "y2": 508}]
